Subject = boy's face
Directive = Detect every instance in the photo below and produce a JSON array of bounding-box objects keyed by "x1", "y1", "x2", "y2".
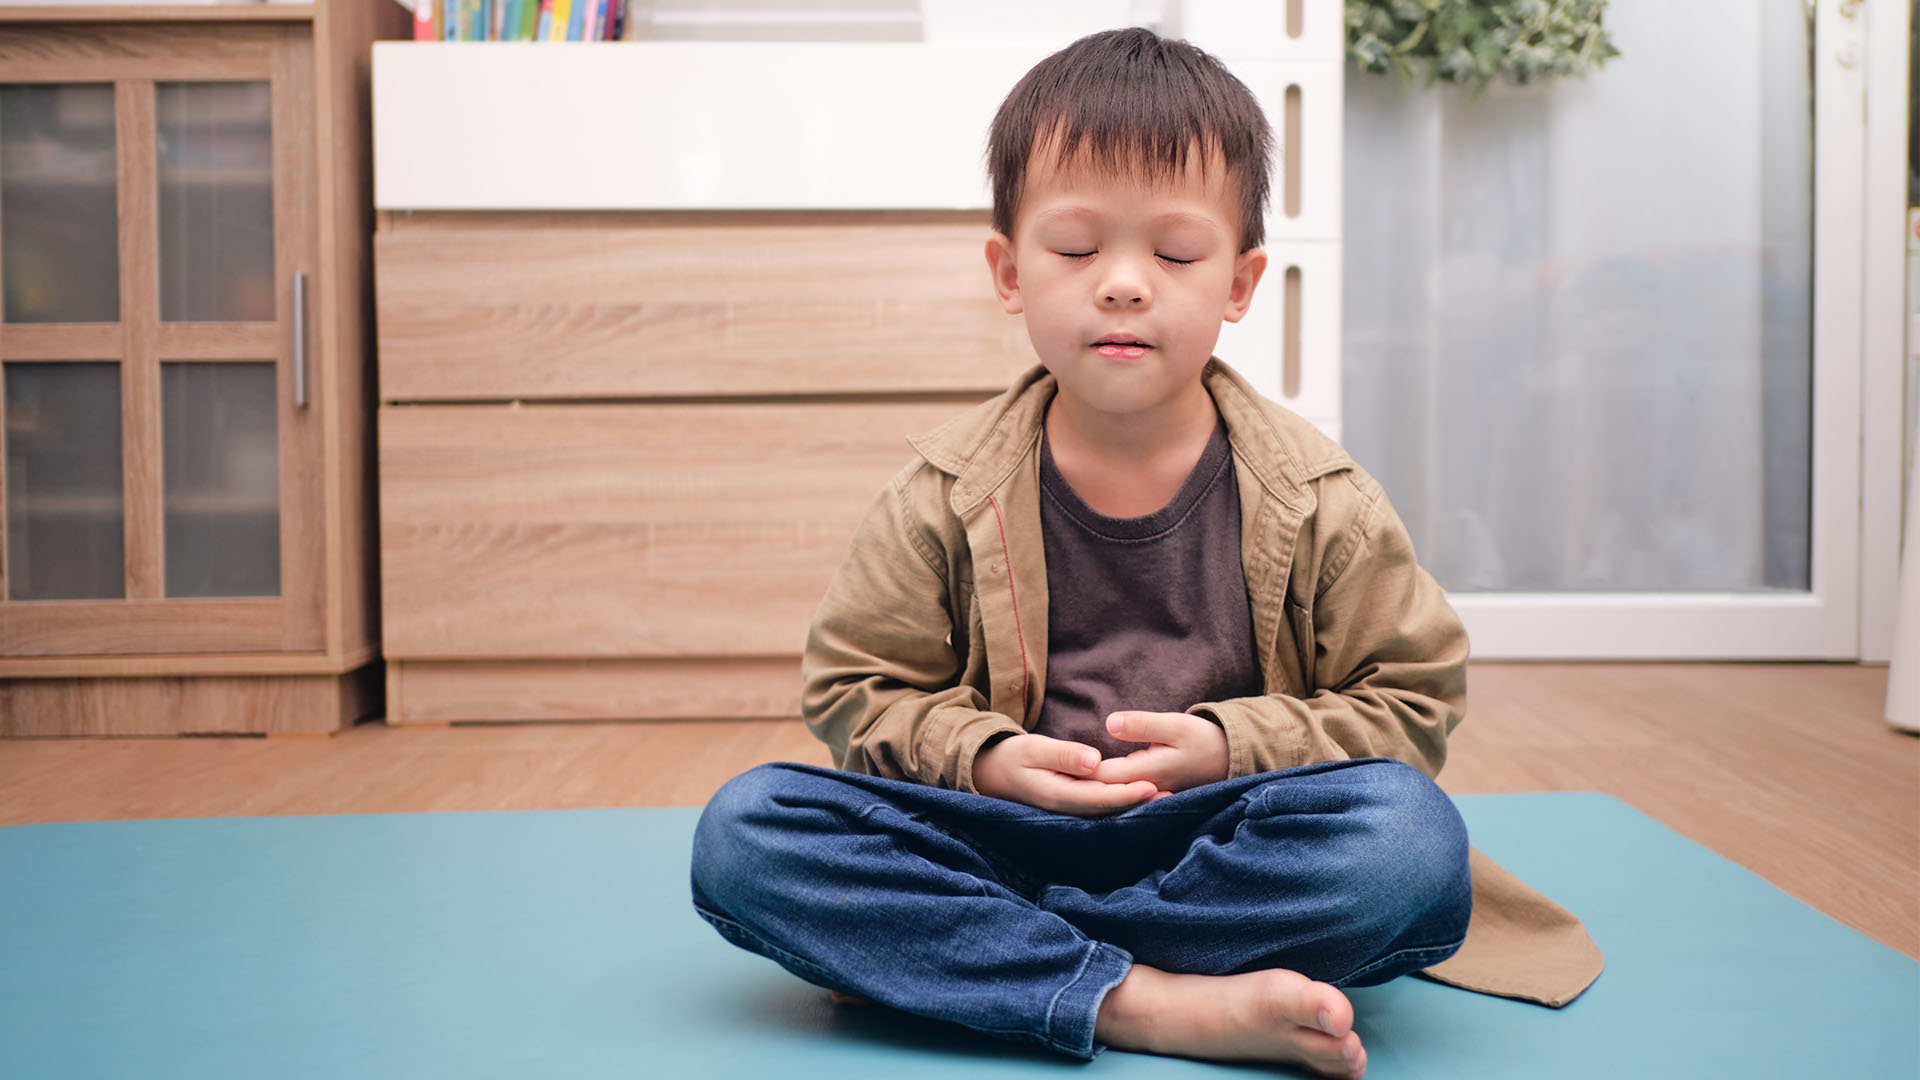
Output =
[{"x1": 985, "y1": 137, "x2": 1267, "y2": 422}]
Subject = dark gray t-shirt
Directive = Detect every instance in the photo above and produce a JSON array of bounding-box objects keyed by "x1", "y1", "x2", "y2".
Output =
[{"x1": 1034, "y1": 416, "x2": 1264, "y2": 758}]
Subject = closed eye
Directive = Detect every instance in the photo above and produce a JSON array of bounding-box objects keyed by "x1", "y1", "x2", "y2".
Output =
[{"x1": 1055, "y1": 251, "x2": 1194, "y2": 265}]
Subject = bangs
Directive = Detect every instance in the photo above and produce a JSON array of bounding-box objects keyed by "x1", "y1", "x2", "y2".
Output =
[{"x1": 988, "y1": 28, "x2": 1273, "y2": 252}]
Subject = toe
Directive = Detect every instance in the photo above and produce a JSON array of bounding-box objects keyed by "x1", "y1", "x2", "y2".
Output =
[
  {"x1": 1296, "y1": 1032, "x2": 1363, "y2": 1079},
  {"x1": 1248, "y1": 969, "x2": 1352, "y2": 1038},
  {"x1": 1270, "y1": 973, "x2": 1352, "y2": 1038},
  {"x1": 1280, "y1": 1024, "x2": 1362, "y2": 1076},
  {"x1": 1312, "y1": 1033, "x2": 1364, "y2": 1078},
  {"x1": 1313, "y1": 988, "x2": 1354, "y2": 1038}
]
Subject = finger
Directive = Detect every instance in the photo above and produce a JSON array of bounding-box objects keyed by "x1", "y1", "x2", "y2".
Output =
[
  {"x1": 1106, "y1": 710, "x2": 1197, "y2": 746},
  {"x1": 1036, "y1": 775, "x2": 1159, "y2": 816},
  {"x1": 1089, "y1": 750, "x2": 1172, "y2": 786},
  {"x1": 1025, "y1": 736, "x2": 1100, "y2": 777},
  {"x1": 1065, "y1": 778, "x2": 1160, "y2": 814}
]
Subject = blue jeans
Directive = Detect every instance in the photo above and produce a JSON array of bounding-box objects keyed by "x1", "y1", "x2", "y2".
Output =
[{"x1": 689, "y1": 756, "x2": 1472, "y2": 1060}]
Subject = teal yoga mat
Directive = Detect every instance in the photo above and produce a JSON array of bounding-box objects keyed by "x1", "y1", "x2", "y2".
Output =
[{"x1": 2, "y1": 792, "x2": 1914, "y2": 1078}]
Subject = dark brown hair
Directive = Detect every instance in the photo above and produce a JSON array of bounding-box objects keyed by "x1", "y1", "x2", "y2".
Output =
[{"x1": 987, "y1": 27, "x2": 1274, "y2": 253}]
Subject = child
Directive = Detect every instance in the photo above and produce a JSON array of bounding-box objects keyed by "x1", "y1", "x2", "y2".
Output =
[{"x1": 691, "y1": 27, "x2": 1602, "y2": 1078}]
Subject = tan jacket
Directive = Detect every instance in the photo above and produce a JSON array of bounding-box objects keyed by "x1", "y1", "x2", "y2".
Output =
[{"x1": 802, "y1": 358, "x2": 1604, "y2": 1007}]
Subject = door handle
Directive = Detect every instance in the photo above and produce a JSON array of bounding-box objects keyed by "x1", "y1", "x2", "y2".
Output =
[{"x1": 291, "y1": 270, "x2": 308, "y2": 410}]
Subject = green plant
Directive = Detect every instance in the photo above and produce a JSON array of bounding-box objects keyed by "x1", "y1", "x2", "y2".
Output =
[{"x1": 1347, "y1": 0, "x2": 1621, "y2": 93}]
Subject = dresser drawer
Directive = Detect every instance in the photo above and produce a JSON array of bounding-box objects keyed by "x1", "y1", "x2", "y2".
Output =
[
  {"x1": 378, "y1": 400, "x2": 976, "y2": 659},
  {"x1": 375, "y1": 218, "x2": 1034, "y2": 401}
]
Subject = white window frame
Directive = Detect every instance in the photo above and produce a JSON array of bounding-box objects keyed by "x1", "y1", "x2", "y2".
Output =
[
  {"x1": 1858, "y1": 0, "x2": 1912, "y2": 665},
  {"x1": 1447, "y1": 0, "x2": 1877, "y2": 660}
]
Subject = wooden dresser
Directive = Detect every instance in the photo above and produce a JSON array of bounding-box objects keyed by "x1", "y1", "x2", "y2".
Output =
[{"x1": 374, "y1": 210, "x2": 1026, "y2": 722}]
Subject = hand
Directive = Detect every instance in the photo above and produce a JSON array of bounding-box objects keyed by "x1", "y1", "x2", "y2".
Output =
[
  {"x1": 974, "y1": 733, "x2": 1161, "y2": 816},
  {"x1": 1089, "y1": 711, "x2": 1230, "y2": 795}
]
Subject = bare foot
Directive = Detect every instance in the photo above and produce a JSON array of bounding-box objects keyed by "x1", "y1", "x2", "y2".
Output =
[
  {"x1": 1094, "y1": 964, "x2": 1365, "y2": 1078},
  {"x1": 827, "y1": 990, "x2": 870, "y2": 1007}
]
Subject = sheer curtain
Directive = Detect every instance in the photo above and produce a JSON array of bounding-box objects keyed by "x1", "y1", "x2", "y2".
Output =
[{"x1": 1341, "y1": 0, "x2": 1812, "y2": 593}]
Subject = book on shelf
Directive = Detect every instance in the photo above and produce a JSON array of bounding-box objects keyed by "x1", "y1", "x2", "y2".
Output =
[{"x1": 410, "y1": 0, "x2": 623, "y2": 41}]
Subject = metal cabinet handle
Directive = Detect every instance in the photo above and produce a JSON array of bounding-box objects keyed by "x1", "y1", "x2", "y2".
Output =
[{"x1": 292, "y1": 270, "x2": 308, "y2": 410}]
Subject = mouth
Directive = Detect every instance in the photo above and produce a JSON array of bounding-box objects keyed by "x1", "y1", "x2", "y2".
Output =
[{"x1": 1091, "y1": 335, "x2": 1152, "y2": 348}]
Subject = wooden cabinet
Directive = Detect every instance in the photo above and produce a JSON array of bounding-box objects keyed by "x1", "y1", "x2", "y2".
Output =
[{"x1": 0, "y1": 0, "x2": 411, "y2": 736}]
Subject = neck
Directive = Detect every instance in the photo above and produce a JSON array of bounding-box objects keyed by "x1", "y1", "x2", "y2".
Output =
[{"x1": 1045, "y1": 379, "x2": 1217, "y2": 468}]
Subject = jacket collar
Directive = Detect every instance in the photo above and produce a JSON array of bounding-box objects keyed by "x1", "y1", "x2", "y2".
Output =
[{"x1": 906, "y1": 358, "x2": 1351, "y2": 516}]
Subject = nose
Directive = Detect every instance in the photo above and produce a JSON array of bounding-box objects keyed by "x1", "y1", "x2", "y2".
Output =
[{"x1": 1097, "y1": 258, "x2": 1150, "y2": 309}]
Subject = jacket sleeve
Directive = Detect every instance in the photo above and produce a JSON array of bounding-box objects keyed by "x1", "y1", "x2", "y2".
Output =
[
  {"x1": 801, "y1": 465, "x2": 1026, "y2": 794},
  {"x1": 1189, "y1": 471, "x2": 1468, "y2": 780}
]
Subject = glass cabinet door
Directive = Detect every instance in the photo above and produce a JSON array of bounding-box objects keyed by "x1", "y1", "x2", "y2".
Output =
[
  {"x1": 0, "y1": 24, "x2": 322, "y2": 657},
  {"x1": 5, "y1": 361, "x2": 124, "y2": 601},
  {"x1": 155, "y1": 81, "x2": 282, "y2": 600},
  {"x1": 2, "y1": 84, "x2": 124, "y2": 603}
]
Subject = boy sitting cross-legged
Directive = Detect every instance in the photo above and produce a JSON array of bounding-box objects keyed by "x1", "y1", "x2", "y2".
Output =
[{"x1": 691, "y1": 27, "x2": 1602, "y2": 1078}]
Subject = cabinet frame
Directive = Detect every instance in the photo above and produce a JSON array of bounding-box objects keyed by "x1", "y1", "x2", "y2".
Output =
[{"x1": 0, "y1": 23, "x2": 325, "y2": 657}]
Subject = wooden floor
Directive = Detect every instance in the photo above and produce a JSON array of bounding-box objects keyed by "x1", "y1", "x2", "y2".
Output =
[{"x1": 2, "y1": 663, "x2": 1914, "y2": 961}]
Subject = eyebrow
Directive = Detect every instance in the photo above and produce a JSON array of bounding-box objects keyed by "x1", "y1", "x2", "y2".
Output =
[{"x1": 1031, "y1": 208, "x2": 1221, "y2": 232}]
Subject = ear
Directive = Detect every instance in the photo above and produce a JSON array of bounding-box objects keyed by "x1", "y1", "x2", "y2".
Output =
[
  {"x1": 985, "y1": 232, "x2": 1023, "y2": 315},
  {"x1": 1221, "y1": 247, "x2": 1268, "y2": 324}
]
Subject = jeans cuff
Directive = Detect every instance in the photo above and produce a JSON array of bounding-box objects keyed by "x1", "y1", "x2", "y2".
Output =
[
  {"x1": 1045, "y1": 941, "x2": 1133, "y2": 1059},
  {"x1": 1333, "y1": 935, "x2": 1470, "y2": 989}
]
